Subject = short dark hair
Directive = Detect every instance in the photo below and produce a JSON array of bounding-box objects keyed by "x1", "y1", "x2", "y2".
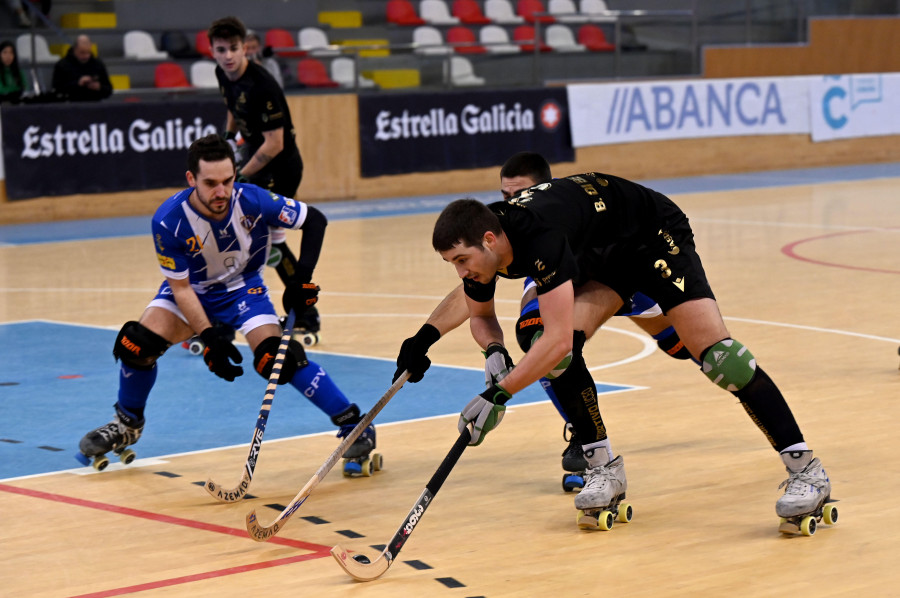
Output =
[
  {"x1": 432, "y1": 199, "x2": 503, "y2": 252},
  {"x1": 500, "y1": 151, "x2": 552, "y2": 184},
  {"x1": 208, "y1": 16, "x2": 247, "y2": 44},
  {"x1": 187, "y1": 134, "x2": 235, "y2": 176}
]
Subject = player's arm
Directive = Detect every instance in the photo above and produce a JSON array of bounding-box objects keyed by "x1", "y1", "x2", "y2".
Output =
[
  {"x1": 239, "y1": 128, "x2": 283, "y2": 177},
  {"x1": 467, "y1": 292, "x2": 504, "y2": 350},
  {"x1": 489, "y1": 280, "x2": 574, "y2": 396},
  {"x1": 278, "y1": 204, "x2": 326, "y2": 317}
]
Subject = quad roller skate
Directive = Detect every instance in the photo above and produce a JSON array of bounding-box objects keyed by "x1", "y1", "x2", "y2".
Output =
[
  {"x1": 183, "y1": 322, "x2": 235, "y2": 356},
  {"x1": 561, "y1": 423, "x2": 588, "y2": 492},
  {"x1": 574, "y1": 455, "x2": 633, "y2": 531},
  {"x1": 338, "y1": 421, "x2": 382, "y2": 477},
  {"x1": 295, "y1": 306, "x2": 321, "y2": 347},
  {"x1": 776, "y1": 451, "x2": 837, "y2": 536},
  {"x1": 75, "y1": 405, "x2": 144, "y2": 471}
]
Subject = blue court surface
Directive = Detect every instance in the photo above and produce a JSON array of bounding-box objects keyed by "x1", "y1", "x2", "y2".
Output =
[{"x1": 0, "y1": 321, "x2": 635, "y2": 480}]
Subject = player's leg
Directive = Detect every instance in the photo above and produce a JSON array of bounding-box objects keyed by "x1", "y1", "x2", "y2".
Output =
[{"x1": 623, "y1": 293, "x2": 697, "y2": 363}]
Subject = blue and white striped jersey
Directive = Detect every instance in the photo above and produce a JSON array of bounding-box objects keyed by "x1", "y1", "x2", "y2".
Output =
[{"x1": 152, "y1": 182, "x2": 308, "y2": 295}]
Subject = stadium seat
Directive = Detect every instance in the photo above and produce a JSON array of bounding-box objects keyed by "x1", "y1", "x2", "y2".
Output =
[
  {"x1": 446, "y1": 55, "x2": 485, "y2": 86},
  {"x1": 513, "y1": 25, "x2": 551, "y2": 52},
  {"x1": 386, "y1": 0, "x2": 426, "y2": 25},
  {"x1": 330, "y1": 56, "x2": 377, "y2": 88},
  {"x1": 484, "y1": 0, "x2": 524, "y2": 23},
  {"x1": 161, "y1": 31, "x2": 200, "y2": 58},
  {"x1": 577, "y1": 23, "x2": 614, "y2": 51},
  {"x1": 452, "y1": 0, "x2": 491, "y2": 24},
  {"x1": 299, "y1": 27, "x2": 340, "y2": 56},
  {"x1": 479, "y1": 24, "x2": 521, "y2": 53},
  {"x1": 195, "y1": 31, "x2": 212, "y2": 57},
  {"x1": 548, "y1": 0, "x2": 589, "y2": 22},
  {"x1": 296, "y1": 58, "x2": 340, "y2": 87},
  {"x1": 412, "y1": 26, "x2": 452, "y2": 54},
  {"x1": 190, "y1": 60, "x2": 218, "y2": 88},
  {"x1": 517, "y1": 0, "x2": 555, "y2": 23},
  {"x1": 421, "y1": 0, "x2": 460, "y2": 24},
  {"x1": 579, "y1": 0, "x2": 616, "y2": 23},
  {"x1": 123, "y1": 30, "x2": 168, "y2": 60},
  {"x1": 447, "y1": 26, "x2": 486, "y2": 53},
  {"x1": 154, "y1": 62, "x2": 191, "y2": 88},
  {"x1": 266, "y1": 28, "x2": 305, "y2": 57},
  {"x1": 16, "y1": 33, "x2": 57, "y2": 64},
  {"x1": 546, "y1": 23, "x2": 586, "y2": 51}
]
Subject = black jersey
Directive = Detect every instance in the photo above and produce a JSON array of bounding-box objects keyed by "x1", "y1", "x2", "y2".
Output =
[
  {"x1": 463, "y1": 172, "x2": 690, "y2": 304},
  {"x1": 216, "y1": 61, "x2": 301, "y2": 171}
]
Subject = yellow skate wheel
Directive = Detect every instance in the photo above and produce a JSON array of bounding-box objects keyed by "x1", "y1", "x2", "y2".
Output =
[
  {"x1": 617, "y1": 503, "x2": 633, "y2": 523},
  {"x1": 800, "y1": 515, "x2": 817, "y2": 536},
  {"x1": 119, "y1": 449, "x2": 136, "y2": 465},
  {"x1": 372, "y1": 453, "x2": 384, "y2": 471},
  {"x1": 598, "y1": 510, "x2": 614, "y2": 531},
  {"x1": 93, "y1": 456, "x2": 109, "y2": 471},
  {"x1": 361, "y1": 457, "x2": 374, "y2": 477},
  {"x1": 823, "y1": 504, "x2": 838, "y2": 525}
]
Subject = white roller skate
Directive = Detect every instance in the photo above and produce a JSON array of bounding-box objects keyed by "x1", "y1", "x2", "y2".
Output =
[
  {"x1": 776, "y1": 450, "x2": 837, "y2": 536},
  {"x1": 574, "y1": 455, "x2": 632, "y2": 531},
  {"x1": 338, "y1": 421, "x2": 382, "y2": 477},
  {"x1": 561, "y1": 423, "x2": 588, "y2": 492},
  {"x1": 75, "y1": 405, "x2": 144, "y2": 471}
]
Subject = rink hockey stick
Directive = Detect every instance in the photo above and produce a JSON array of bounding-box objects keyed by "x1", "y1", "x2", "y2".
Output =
[
  {"x1": 331, "y1": 427, "x2": 471, "y2": 581},
  {"x1": 245, "y1": 370, "x2": 411, "y2": 541},
  {"x1": 204, "y1": 310, "x2": 297, "y2": 503}
]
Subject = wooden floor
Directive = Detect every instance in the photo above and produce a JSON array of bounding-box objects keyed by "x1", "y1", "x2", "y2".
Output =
[{"x1": 2, "y1": 174, "x2": 900, "y2": 597}]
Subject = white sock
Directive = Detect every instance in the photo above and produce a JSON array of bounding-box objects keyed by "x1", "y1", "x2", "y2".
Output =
[
  {"x1": 582, "y1": 439, "x2": 614, "y2": 467},
  {"x1": 780, "y1": 442, "x2": 809, "y2": 454}
]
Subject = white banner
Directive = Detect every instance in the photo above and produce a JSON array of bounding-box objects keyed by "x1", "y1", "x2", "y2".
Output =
[
  {"x1": 809, "y1": 73, "x2": 900, "y2": 141},
  {"x1": 567, "y1": 76, "x2": 811, "y2": 147}
]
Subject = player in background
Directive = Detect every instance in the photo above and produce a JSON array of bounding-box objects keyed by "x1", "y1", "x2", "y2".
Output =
[{"x1": 77, "y1": 135, "x2": 375, "y2": 472}]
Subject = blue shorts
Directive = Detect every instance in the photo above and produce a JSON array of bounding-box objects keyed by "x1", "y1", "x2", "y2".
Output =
[
  {"x1": 522, "y1": 277, "x2": 662, "y2": 318},
  {"x1": 148, "y1": 273, "x2": 280, "y2": 336}
]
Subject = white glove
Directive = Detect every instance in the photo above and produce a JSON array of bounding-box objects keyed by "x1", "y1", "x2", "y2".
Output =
[
  {"x1": 483, "y1": 343, "x2": 514, "y2": 388},
  {"x1": 458, "y1": 384, "x2": 511, "y2": 446}
]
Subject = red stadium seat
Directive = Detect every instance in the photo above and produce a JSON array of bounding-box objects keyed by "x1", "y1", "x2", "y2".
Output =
[
  {"x1": 577, "y1": 23, "x2": 614, "y2": 51},
  {"x1": 296, "y1": 58, "x2": 340, "y2": 88},
  {"x1": 447, "y1": 26, "x2": 486, "y2": 53},
  {"x1": 386, "y1": 0, "x2": 426, "y2": 25},
  {"x1": 513, "y1": 25, "x2": 551, "y2": 52},
  {"x1": 154, "y1": 62, "x2": 191, "y2": 88},
  {"x1": 195, "y1": 31, "x2": 212, "y2": 57},
  {"x1": 265, "y1": 28, "x2": 306, "y2": 57},
  {"x1": 517, "y1": 0, "x2": 555, "y2": 23},
  {"x1": 452, "y1": 0, "x2": 492, "y2": 24}
]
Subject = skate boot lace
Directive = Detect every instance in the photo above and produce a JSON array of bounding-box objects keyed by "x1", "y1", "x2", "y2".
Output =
[
  {"x1": 778, "y1": 470, "x2": 828, "y2": 496},
  {"x1": 583, "y1": 464, "x2": 614, "y2": 493}
]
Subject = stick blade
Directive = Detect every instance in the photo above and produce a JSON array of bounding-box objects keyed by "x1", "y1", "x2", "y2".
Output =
[
  {"x1": 245, "y1": 508, "x2": 282, "y2": 542},
  {"x1": 203, "y1": 477, "x2": 250, "y2": 503},
  {"x1": 331, "y1": 545, "x2": 392, "y2": 581}
]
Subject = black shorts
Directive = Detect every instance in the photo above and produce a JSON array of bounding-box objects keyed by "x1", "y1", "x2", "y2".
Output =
[
  {"x1": 249, "y1": 148, "x2": 303, "y2": 198},
  {"x1": 585, "y1": 212, "x2": 715, "y2": 313}
]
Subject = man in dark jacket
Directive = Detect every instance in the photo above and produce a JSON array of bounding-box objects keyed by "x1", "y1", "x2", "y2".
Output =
[{"x1": 52, "y1": 34, "x2": 112, "y2": 101}]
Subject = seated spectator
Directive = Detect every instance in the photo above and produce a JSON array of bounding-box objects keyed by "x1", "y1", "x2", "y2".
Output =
[
  {"x1": 0, "y1": 40, "x2": 28, "y2": 102},
  {"x1": 244, "y1": 31, "x2": 284, "y2": 89},
  {"x1": 51, "y1": 34, "x2": 112, "y2": 101}
]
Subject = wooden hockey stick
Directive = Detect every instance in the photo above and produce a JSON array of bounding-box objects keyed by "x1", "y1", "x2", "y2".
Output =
[
  {"x1": 245, "y1": 370, "x2": 411, "y2": 541},
  {"x1": 204, "y1": 310, "x2": 297, "y2": 503},
  {"x1": 331, "y1": 427, "x2": 471, "y2": 581}
]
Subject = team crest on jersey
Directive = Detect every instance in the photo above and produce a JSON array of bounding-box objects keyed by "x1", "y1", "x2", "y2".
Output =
[
  {"x1": 278, "y1": 206, "x2": 298, "y2": 225},
  {"x1": 240, "y1": 215, "x2": 256, "y2": 231}
]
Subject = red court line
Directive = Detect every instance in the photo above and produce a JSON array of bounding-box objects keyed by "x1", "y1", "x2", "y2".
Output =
[
  {"x1": 0, "y1": 482, "x2": 334, "y2": 596},
  {"x1": 781, "y1": 229, "x2": 900, "y2": 274}
]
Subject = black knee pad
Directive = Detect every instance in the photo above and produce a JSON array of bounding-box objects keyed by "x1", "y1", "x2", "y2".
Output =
[
  {"x1": 657, "y1": 330, "x2": 693, "y2": 361},
  {"x1": 515, "y1": 309, "x2": 543, "y2": 353},
  {"x1": 254, "y1": 336, "x2": 309, "y2": 384},
  {"x1": 113, "y1": 321, "x2": 170, "y2": 370}
]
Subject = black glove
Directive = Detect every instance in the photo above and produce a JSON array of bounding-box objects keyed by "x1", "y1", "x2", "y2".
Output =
[
  {"x1": 394, "y1": 323, "x2": 441, "y2": 383},
  {"x1": 199, "y1": 324, "x2": 244, "y2": 381},
  {"x1": 282, "y1": 279, "x2": 319, "y2": 316}
]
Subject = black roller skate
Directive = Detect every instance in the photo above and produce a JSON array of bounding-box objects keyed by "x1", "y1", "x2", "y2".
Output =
[
  {"x1": 183, "y1": 322, "x2": 235, "y2": 356},
  {"x1": 75, "y1": 405, "x2": 144, "y2": 471},
  {"x1": 561, "y1": 423, "x2": 588, "y2": 492},
  {"x1": 296, "y1": 306, "x2": 321, "y2": 347},
  {"x1": 337, "y1": 419, "x2": 382, "y2": 477}
]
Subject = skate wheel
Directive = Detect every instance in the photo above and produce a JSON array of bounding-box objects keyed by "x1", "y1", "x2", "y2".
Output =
[
  {"x1": 74, "y1": 452, "x2": 91, "y2": 466},
  {"x1": 360, "y1": 457, "x2": 374, "y2": 477},
  {"x1": 823, "y1": 504, "x2": 838, "y2": 526},
  {"x1": 119, "y1": 449, "x2": 136, "y2": 465},
  {"x1": 617, "y1": 502, "x2": 633, "y2": 523},
  {"x1": 576, "y1": 510, "x2": 603, "y2": 531},
  {"x1": 343, "y1": 459, "x2": 362, "y2": 477},
  {"x1": 562, "y1": 473, "x2": 584, "y2": 493},
  {"x1": 300, "y1": 332, "x2": 319, "y2": 347},
  {"x1": 800, "y1": 515, "x2": 817, "y2": 536},
  {"x1": 93, "y1": 455, "x2": 110, "y2": 472},
  {"x1": 598, "y1": 510, "x2": 615, "y2": 531},
  {"x1": 372, "y1": 453, "x2": 384, "y2": 471},
  {"x1": 188, "y1": 339, "x2": 205, "y2": 355}
]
